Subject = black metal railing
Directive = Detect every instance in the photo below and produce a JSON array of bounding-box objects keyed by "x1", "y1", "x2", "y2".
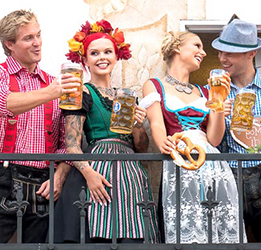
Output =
[{"x1": 1, "y1": 152, "x2": 261, "y2": 250}]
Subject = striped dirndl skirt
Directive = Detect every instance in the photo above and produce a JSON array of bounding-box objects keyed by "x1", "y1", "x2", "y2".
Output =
[{"x1": 87, "y1": 138, "x2": 159, "y2": 243}]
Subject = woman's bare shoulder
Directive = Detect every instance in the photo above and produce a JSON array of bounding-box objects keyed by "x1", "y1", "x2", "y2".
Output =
[{"x1": 83, "y1": 84, "x2": 90, "y2": 94}]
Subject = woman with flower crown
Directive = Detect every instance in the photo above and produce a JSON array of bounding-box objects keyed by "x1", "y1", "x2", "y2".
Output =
[{"x1": 53, "y1": 20, "x2": 159, "y2": 243}]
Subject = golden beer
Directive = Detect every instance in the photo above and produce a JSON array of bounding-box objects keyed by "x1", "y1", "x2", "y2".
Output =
[
  {"x1": 110, "y1": 88, "x2": 136, "y2": 134},
  {"x1": 205, "y1": 76, "x2": 227, "y2": 112},
  {"x1": 59, "y1": 63, "x2": 83, "y2": 110},
  {"x1": 205, "y1": 69, "x2": 227, "y2": 112},
  {"x1": 230, "y1": 89, "x2": 256, "y2": 131}
]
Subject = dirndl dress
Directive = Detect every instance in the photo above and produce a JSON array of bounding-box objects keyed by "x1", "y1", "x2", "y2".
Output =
[
  {"x1": 163, "y1": 130, "x2": 246, "y2": 243},
  {"x1": 145, "y1": 78, "x2": 246, "y2": 243},
  {"x1": 53, "y1": 83, "x2": 159, "y2": 243}
]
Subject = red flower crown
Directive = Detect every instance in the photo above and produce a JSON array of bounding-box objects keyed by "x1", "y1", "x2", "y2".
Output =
[{"x1": 66, "y1": 20, "x2": 132, "y2": 64}]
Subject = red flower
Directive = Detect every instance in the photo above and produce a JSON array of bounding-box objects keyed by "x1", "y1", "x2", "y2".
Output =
[
  {"x1": 97, "y1": 20, "x2": 113, "y2": 34},
  {"x1": 113, "y1": 28, "x2": 125, "y2": 44},
  {"x1": 118, "y1": 44, "x2": 132, "y2": 60},
  {"x1": 80, "y1": 21, "x2": 91, "y2": 35},
  {"x1": 65, "y1": 51, "x2": 81, "y2": 63},
  {"x1": 73, "y1": 32, "x2": 86, "y2": 42},
  {"x1": 66, "y1": 19, "x2": 131, "y2": 63}
]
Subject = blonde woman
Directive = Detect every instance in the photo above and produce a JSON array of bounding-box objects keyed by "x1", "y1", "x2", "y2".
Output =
[{"x1": 143, "y1": 31, "x2": 245, "y2": 243}]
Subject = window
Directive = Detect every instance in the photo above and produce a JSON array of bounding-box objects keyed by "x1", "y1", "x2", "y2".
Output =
[{"x1": 180, "y1": 20, "x2": 261, "y2": 84}]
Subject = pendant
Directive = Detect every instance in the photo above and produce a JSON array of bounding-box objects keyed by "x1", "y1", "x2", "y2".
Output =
[
  {"x1": 184, "y1": 86, "x2": 192, "y2": 94},
  {"x1": 166, "y1": 74, "x2": 193, "y2": 95},
  {"x1": 175, "y1": 84, "x2": 184, "y2": 93},
  {"x1": 166, "y1": 75, "x2": 172, "y2": 83}
]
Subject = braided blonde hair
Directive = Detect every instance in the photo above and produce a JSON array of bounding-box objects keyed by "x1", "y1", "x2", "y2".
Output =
[{"x1": 161, "y1": 31, "x2": 197, "y2": 67}]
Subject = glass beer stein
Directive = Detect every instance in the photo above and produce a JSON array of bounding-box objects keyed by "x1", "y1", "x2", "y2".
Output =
[
  {"x1": 230, "y1": 88, "x2": 256, "y2": 131},
  {"x1": 110, "y1": 88, "x2": 136, "y2": 134},
  {"x1": 205, "y1": 69, "x2": 227, "y2": 112},
  {"x1": 59, "y1": 62, "x2": 83, "y2": 110}
]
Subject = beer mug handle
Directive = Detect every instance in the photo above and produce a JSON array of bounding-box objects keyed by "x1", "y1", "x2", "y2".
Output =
[
  {"x1": 135, "y1": 97, "x2": 139, "y2": 105},
  {"x1": 133, "y1": 99, "x2": 145, "y2": 128},
  {"x1": 133, "y1": 103, "x2": 138, "y2": 127}
]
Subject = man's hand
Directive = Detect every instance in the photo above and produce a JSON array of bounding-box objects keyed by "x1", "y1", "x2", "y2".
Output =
[
  {"x1": 36, "y1": 162, "x2": 71, "y2": 201},
  {"x1": 224, "y1": 99, "x2": 233, "y2": 117},
  {"x1": 50, "y1": 73, "x2": 81, "y2": 100},
  {"x1": 36, "y1": 171, "x2": 63, "y2": 201}
]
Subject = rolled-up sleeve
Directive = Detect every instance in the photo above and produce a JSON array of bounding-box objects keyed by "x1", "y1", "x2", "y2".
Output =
[
  {"x1": 55, "y1": 113, "x2": 66, "y2": 155},
  {"x1": 0, "y1": 67, "x2": 14, "y2": 117},
  {"x1": 55, "y1": 112, "x2": 73, "y2": 166}
]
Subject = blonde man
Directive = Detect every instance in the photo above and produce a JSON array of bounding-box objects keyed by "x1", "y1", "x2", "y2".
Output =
[{"x1": 0, "y1": 9, "x2": 80, "y2": 243}]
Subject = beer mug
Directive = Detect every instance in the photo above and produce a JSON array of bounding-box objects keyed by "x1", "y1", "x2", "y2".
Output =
[
  {"x1": 59, "y1": 62, "x2": 83, "y2": 110},
  {"x1": 205, "y1": 69, "x2": 227, "y2": 112},
  {"x1": 110, "y1": 88, "x2": 136, "y2": 134},
  {"x1": 230, "y1": 88, "x2": 256, "y2": 131}
]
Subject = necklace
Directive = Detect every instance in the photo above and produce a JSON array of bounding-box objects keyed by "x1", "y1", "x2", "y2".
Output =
[
  {"x1": 166, "y1": 74, "x2": 193, "y2": 94},
  {"x1": 91, "y1": 83, "x2": 115, "y2": 98}
]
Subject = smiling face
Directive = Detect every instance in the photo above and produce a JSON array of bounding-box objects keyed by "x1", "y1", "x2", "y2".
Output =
[
  {"x1": 4, "y1": 20, "x2": 42, "y2": 73},
  {"x1": 218, "y1": 51, "x2": 256, "y2": 78},
  {"x1": 178, "y1": 34, "x2": 206, "y2": 72},
  {"x1": 85, "y1": 37, "x2": 117, "y2": 79}
]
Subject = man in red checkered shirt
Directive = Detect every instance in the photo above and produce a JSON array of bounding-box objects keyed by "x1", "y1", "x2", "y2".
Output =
[{"x1": 0, "y1": 10, "x2": 81, "y2": 243}]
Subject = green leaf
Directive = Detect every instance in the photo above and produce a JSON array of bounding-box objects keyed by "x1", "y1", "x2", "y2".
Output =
[
  {"x1": 246, "y1": 147, "x2": 257, "y2": 153},
  {"x1": 255, "y1": 144, "x2": 261, "y2": 151}
]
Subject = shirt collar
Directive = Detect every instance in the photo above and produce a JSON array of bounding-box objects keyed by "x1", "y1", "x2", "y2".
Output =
[
  {"x1": 6, "y1": 56, "x2": 47, "y2": 84},
  {"x1": 252, "y1": 69, "x2": 261, "y2": 88},
  {"x1": 230, "y1": 68, "x2": 261, "y2": 90}
]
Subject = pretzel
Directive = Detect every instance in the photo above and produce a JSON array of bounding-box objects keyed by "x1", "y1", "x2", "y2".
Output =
[{"x1": 170, "y1": 132, "x2": 206, "y2": 170}]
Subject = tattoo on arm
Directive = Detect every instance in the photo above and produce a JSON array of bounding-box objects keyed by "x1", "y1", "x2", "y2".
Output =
[
  {"x1": 65, "y1": 115, "x2": 90, "y2": 171},
  {"x1": 133, "y1": 128, "x2": 149, "y2": 153}
]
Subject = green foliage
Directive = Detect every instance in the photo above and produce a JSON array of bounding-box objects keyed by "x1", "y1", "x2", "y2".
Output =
[{"x1": 246, "y1": 144, "x2": 261, "y2": 153}]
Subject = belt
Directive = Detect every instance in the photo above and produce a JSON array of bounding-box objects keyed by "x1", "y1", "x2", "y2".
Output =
[
  {"x1": 93, "y1": 138, "x2": 133, "y2": 149},
  {"x1": 0, "y1": 163, "x2": 49, "y2": 184}
]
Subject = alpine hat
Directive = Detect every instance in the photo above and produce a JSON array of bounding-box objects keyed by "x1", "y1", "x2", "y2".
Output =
[{"x1": 212, "y1": 19, "x2": 261, "y2": 53}]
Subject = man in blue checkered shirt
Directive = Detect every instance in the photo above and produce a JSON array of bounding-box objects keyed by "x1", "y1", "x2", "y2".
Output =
[{"x1": 211, "y1": 19, "x2": 261, "y2": 242}]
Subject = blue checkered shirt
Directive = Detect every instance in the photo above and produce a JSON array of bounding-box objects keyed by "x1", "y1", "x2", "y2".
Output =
[{"x1": 218, "y1": 69, "x2": 261, "y2": 168}]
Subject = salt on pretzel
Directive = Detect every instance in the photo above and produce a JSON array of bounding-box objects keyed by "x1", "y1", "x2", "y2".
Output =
[{"x1": 170, "y1": 132, "x2": 206, "y2": 170}]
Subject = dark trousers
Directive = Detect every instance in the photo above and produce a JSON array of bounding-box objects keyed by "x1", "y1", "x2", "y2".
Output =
[
  {"x1": 158, "y1": 175, "x2": 165, "y2": 243},
  {"x1": 231, "y1": 166, "x2": 261, "y2": 242},
  {"x1": 0, "y1": 163, "x2": 49, "y2": 243}
]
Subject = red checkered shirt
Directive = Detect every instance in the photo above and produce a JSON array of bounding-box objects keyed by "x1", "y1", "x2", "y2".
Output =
[{"x1": 0, "y1": 56, "x2": 66, "y2": 169}]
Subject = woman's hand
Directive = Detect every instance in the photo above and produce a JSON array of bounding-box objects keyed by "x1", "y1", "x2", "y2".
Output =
[
  {"x1": 159, "y1": 135, "x2": 176, "y2": 154},
  {"x1": 224, "y1": 99, "x2": 233, "y2": 117},
  {"x1": 84, "y1": 167, "x2": 112, "y2": 206},
  {"x1": 133, "y1": 105, "x2": 147, "y2": 127}
]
